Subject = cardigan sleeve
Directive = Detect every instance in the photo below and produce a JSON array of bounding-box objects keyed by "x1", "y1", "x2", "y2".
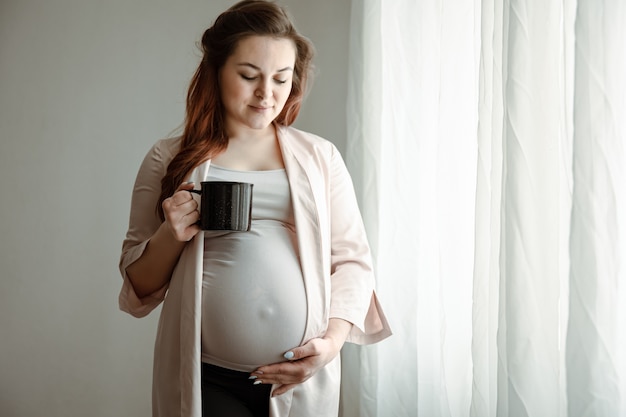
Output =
[
  {"x1": 327, "y1": 145, "x2": 392, "y2": 345},
  {"x1": 118, "y1": 138, "x2": 178, "y2": 318}
]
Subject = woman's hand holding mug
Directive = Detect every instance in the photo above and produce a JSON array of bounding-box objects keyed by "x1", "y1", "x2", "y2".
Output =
[{"x1": 162, "y1": 182, "x2": 201, "y2": 242}]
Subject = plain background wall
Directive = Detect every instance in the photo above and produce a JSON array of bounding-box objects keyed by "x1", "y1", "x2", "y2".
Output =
[{"x1": 0, "y1": 0, "x2": 350, "y2": 415}]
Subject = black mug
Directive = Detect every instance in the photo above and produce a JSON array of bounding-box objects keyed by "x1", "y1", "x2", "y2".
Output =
[{"x1": 190, "y1": 181, "x2": 253, "y2": 231}]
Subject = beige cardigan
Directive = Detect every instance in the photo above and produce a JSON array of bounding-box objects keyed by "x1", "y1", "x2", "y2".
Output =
[{"x1": 119, "y1": 125, "x2": 392, "y2": 417}]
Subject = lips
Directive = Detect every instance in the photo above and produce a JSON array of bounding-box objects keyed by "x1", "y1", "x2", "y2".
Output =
[{"x1": 250, "y1": 104, "x2": 273, "y2": 111}]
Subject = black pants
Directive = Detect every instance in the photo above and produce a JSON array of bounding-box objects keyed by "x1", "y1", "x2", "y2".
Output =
[{"x1": 201, "y1": 363, "x2": 271, "y2": 417}]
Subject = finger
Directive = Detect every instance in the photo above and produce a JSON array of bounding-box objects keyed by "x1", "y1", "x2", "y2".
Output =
[
  {"x1": 283, "y1": 340, "x2": 318, "y2": 361},
  {"x1": 252, "y1": 359, "x2": 315, "y2": 384},
  {"x1": 175, "y1": 217, "x2": 201, "y2": 242},
  {"x1": 171, "y1": 191, "x2": 195, "y2": 207},
  {"x1": 163, "y1": 198, "x2": 198, "y2": 223},
  {"x1": 253, "y1": 355, "x2": 310, "y2": 376},
  {"x1": 271, "y1": 383, "x2": 298, "y2": 397},
  {"x1": 249, "y1": 364, "x2": 288, "y2": 383},
  {"x1": 168, "y1": 181, "x2": 195, "y2": 205},
  {"x1": 184, "y1": 208, "x2": 201, "y2": 225}
]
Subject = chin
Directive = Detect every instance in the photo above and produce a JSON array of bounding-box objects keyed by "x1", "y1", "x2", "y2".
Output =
[{"x1": 247, "y1": 116, "x2": 276, "y2": 130}]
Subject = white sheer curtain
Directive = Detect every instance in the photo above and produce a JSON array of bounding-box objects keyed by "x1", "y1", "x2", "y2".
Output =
[{"x1": 340, "y1": 1, "x2": 626, "y2": 416}]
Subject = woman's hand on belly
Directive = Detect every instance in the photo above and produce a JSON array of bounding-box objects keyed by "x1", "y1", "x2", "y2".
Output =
[{"x1": 248, "y1": 318, "x2": 353, "y2": 397}]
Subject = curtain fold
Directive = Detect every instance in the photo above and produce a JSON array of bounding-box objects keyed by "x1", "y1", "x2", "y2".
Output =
[
  {"x1": 566, "y1": 1, "x2": 626, "y2": 416},
  {"x1": 343, "y1": 0, "x2": 626, "y2": 416},
  {"x1": 341, "y1": 1, "x2": 384, "y2": 416},
  {"x1": 344, "y1": 0, "x2": 478, "y2": 415},
  {"x1": 471, "y1": 0, "x2": 504, "y2": 414},
  {"x1": 495, "y1": 0, "x2": 566, "y2": 415}
]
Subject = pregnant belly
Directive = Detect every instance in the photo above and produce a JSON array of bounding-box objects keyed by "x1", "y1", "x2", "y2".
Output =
[{"x1": 201, "y1": 222, "x2": 307, "y2": 371}]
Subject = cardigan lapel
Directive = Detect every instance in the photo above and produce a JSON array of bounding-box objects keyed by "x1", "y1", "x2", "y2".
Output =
[
  {"x1": 179, "y1": 160, "x2": 211, "y2": 417},
  {"x1": 277, "y1": 126, "x2": 328, "y2": 342}
]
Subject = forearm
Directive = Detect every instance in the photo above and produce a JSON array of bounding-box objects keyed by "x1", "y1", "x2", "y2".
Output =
[{"x1": 125, "y1": 222, "x2": 187, "y2": 298}]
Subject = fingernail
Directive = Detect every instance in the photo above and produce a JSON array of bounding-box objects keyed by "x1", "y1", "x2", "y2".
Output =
[
  {"x1": 253, "y1": 380, "x2": 263, "y2": 385},
  {"x1": 283, "y1": 351, "x2": 294, "y2": 360},
  {"x1": 248, "y1": 375, "x2": 257, "y2": 380}
]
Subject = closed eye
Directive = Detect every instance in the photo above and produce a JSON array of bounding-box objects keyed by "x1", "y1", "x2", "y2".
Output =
[{"x1": 240, "y1": 74, "x2": 288, "y2": 84}]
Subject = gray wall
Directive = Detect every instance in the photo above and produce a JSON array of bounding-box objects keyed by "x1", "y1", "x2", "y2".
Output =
[{"x1": 0, "y1": 1, "x2": 350, "y2": 416}]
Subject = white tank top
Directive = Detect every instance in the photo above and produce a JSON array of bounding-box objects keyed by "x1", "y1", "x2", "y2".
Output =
[{"x1": 201, "y1": 165, "x2": 307, "y2": 371}]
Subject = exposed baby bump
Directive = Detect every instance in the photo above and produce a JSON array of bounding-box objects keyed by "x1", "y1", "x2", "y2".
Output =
[
  {"x1": 202, "y1": 283, "x2": 306, "y2": 370},
  {"x1": 201, "y1": 224, "x2": 307, "y2": 371}
]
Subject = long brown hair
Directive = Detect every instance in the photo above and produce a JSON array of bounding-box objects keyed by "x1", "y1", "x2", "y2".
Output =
[{"x1": 157, "y1": 0, "x2": 315, "y2": 220}]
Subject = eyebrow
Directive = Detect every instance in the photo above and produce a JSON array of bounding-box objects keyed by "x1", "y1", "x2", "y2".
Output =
[{"x1": 237, "y1": 62, "x2": 294, "y2": 72}]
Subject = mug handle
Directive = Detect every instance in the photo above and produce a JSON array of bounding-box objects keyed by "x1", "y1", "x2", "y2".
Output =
[{"x1": 188, "y1": 189, "x2": 202, "y2": 227}]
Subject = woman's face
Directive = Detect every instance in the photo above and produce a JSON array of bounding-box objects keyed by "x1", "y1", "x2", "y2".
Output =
[{"x1": 219, "y1": 35, "x2": 297, "y2": 136}]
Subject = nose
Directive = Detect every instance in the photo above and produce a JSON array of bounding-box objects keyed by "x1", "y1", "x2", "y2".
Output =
[{"x1": 255, "y1": 80, "x2": 272, "y2": 100}]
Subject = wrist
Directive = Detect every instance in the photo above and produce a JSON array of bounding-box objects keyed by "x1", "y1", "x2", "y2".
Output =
[
  {"x1": 323, "y1": 318, "x2": 352, "y2": 351},
  {"x1": 157, "y1": 221, "x2": 188, "y2": 247}
]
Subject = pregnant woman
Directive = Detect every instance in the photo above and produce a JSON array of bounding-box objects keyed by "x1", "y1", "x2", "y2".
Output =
[{"x1": 118, "y1": 1, "x2": 391, "y2": 416}]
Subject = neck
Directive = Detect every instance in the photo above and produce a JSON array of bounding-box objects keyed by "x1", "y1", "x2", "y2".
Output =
[{"x1": 226, "y1": 123, "x2": 276, "y2": 143}]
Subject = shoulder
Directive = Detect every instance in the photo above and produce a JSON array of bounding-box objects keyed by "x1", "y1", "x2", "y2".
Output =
[
  {"x1": 150, "y1": 136, "x2": 182, "y2": 163},
  {"x1": 277, "y1": 125, "x2": 339, "y2": 156},
  {"x1": 139, "y1": 136, "x2": 181, "y2": 170},
  {"x1": 134, "y1": 136, "x2": 182, "y2": 180}
]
